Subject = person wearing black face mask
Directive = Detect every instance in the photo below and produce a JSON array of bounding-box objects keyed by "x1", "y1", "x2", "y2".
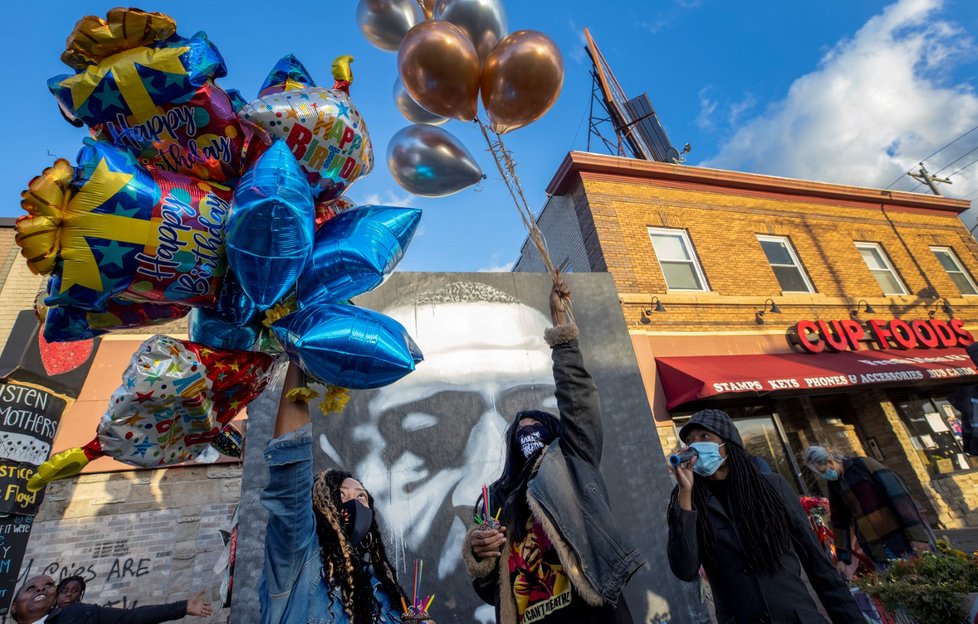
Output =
[
  {"x1": 461, "y1": 277, "x2": 643, "y2": 624},
  {"x1": 260, "y1": 363, "x2": 409, "y2": 624}
]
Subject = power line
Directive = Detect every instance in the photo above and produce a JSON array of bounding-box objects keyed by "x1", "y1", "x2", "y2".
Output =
[
  {"x1": 885, "y1": 125, "x2": 978, "y2": 189},
  {"x1": 933, "y1": 143, "x2": 978, "y2": 175},
  {"x1": 946, "y1": 155, "x2": 978, "y2": 179}
]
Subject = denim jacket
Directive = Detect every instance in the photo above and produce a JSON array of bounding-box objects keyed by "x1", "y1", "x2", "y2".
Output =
[
  {"x1": 463, "y1": 326, "x2": 645, "y2": 623},
  {"x1": 259, "y1": 426, "x2": 402, "y2": 624}
]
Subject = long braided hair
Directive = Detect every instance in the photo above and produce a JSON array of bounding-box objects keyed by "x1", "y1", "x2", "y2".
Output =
[
  {"x1": 689, "y1": 443, "x2": 794, "y2": 574},
  {"x1": 312, "y1": 469, "x2": 406, "y2": 623},
  {"x1": 479, "y1": 409, "x2": 562, "y2": 543}
]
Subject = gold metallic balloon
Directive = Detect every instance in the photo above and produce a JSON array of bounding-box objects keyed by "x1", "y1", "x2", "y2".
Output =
[
  {"x1": 480, "y1": 30, "x2": 564, "y2": 134},
  {"x1": 398, "y1": 20, "x2": 481, "y2": 121}
]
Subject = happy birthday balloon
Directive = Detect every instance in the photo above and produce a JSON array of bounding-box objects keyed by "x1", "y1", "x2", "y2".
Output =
[
  {"x1": 315, "y1": 196, "x2": 358, "y2": 231},
  {"x1": 387, "y1": 124, "x2": 484, "y2": 197},
  {"x1": 357, "y1": 0, "x2": 425, "y2": 51},
  {"x1": 17, "y1": 139, "x2": 231, "y2": 312},
  {"x1": 481, "y1": 30, "x2": 564, "y2": 134},
  {"x1": 27, "y1": 335, "x2": 274, "y2": 489},
  {"x1": 398, "y1": 21, "x2": 480, "y2": 121},
  {"x1": 239, "y1": 59, "x2": 373, "y2": 202},
  {"x1": 272, "y1": 304, "x2": 423, "y2": 389},
  {"x1": 42, "y1": 298, "x2": 190, "y2": 343},
  {"x1": 98, "y1": 335, "x2": 273, "y2": 467},
  {"x1": 225, "y1": 140, "x2": 314, "y2": 309},
  {"x1": 393, "y1": 77, "x2": 449, "y2": 126},
  {"x1": 49, "y1": 8, "x2": 245, "y2": 182},
  {"x1": 296, "y1": 206, "x2": 422, "y2": 307},
  {"x1": 434, "y1": 0, "x2": 507, "y2": 61}
]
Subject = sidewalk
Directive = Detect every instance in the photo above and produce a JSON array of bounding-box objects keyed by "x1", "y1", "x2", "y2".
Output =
[{"x1": 935, "y1": 527, "x2": 978, "y2": 552}]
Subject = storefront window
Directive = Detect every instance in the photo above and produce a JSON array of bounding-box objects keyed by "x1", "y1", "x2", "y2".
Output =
[
  {"x1": 673, "y1": 406, "x2": 804, "y2": 492},
  {"x1": 890, "y1": 392, "x2": 977, "y2": 475}
]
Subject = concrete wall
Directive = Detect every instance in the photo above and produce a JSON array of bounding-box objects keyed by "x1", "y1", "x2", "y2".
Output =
[
  {"x1": 232, "y1": 272, "x2": 706, "y2": 624},
  {"x1": 1, "y1": 464, "x2": 238, "y2": 623}
]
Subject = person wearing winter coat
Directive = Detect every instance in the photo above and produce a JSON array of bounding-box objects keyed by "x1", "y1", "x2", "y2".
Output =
[
  {"x1": 11, "y1": 575, "x2": 211, "y2": 624},
  {"x1": 668, "y1": 409, "x2": 864, "y2": 624},
  {"x1": 462, "y1": 278, "x2": 644, "y2": 624},
  {"x1": 802, "y1": 445, "x2": 934, "y2": 574},
  {"x1": 259, "y1": 363, "x2": 408, "y2": 624}
]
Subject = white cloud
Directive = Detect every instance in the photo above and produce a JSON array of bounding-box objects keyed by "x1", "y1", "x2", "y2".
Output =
[
  {"x1": 702, "y1": 0, "x2": 978, "y2": 215},
  {"x1": 567, "y1": 19, "x2": 589, "y2": 65},
  {"x1": 477, "y1": 260, "x2": 515, "y2": 273},
  {"x1": 696, "y1": 86, "x2": 719, "y2": 131},
  {"x1": 356, "y1": 190, "x2": 417, "y2": 208}
]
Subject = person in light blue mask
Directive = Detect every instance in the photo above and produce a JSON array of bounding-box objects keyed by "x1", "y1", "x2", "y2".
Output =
[
  {"x1": 667, "y1": 409, "x2": 862, "y2": 624},
  {"x1": 802, "y1": 445, "x2": 933, "y2": 576}
]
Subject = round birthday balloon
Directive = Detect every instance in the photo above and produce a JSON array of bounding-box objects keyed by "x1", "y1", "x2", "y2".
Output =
[
  {"x1": 239, "y1": 87, "x2": 373, "y2": 202},
  {"x1": 96, "y1": 335, "x2": 274, "y2": 467}
]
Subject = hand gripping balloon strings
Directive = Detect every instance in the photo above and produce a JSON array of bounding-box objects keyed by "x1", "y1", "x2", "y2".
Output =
[{"x1": 475, "y1": 118, "x2": 575, "y2": 324}]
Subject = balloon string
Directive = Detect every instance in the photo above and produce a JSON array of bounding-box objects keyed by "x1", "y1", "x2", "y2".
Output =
[{"x1": 475, "y1": 118, "x2": 575, "y2": 325}]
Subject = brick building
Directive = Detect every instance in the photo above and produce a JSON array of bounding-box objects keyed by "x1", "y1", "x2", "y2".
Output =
[
  {"x1": 0, "y1": 221, "x2": 235, "y2": 621},
  {"x1": 515, "y1": 151, "x2": 978, "y2": 529}
]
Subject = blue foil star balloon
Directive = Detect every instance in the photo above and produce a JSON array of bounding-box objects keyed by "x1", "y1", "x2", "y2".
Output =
[
  {"x1": 296, "y1": 205, "x2": 422, "y2": 308},
  {"x1": 225, "y1": 140, "x2": 314, "y2": 309},
  {"x1": 272, "y1": 303, "x2": 423, "y2": 389},
  {"x1": 188, "y1": 308, "x2": 260, "y2": 351}
]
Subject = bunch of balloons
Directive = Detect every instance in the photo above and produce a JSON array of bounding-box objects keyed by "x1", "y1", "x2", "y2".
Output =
[
  {"x1": 15, "y1": 8, "x2": 425, "y2": 479},
  {"x1": 359, "y1": 0, "x2": 564, "y2": 197}
]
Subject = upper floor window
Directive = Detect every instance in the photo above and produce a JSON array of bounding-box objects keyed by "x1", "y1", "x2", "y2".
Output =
[
  {"x1": 931, "y1": 247, "x2": 978, "y2": 295},
  {"x1": 756, "y1": 235, "x2": 815, "y2": 293},
  {"x1": 855, "y1": 242, "x2": 908, "y2": 295},
  {"x1": 647, "y1": 228, "x2": 709, "y2": 291}
]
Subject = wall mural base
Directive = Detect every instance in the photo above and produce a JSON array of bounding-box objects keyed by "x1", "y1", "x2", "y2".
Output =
[{"x1": 233, "y1": 272, "x2": 706, "y2": 624}]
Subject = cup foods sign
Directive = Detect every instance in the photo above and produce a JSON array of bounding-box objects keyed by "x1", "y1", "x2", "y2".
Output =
[{"x1": 792, "y1": 318, "x2": 974, "y2": 353}]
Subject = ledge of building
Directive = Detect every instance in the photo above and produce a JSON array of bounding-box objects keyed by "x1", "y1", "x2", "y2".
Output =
[{"x1": 547, "y1": 151, "x2": 970, "y2": 214}]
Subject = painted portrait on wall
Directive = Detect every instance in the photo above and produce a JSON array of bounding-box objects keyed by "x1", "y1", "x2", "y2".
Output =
[{"x1": 316, "y1": 278, "x2": 555, "y2": 622}]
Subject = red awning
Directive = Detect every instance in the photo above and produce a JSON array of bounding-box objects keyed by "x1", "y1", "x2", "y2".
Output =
[{"x1": 655, "y1": 348, "x2": 978, "y2": 409}]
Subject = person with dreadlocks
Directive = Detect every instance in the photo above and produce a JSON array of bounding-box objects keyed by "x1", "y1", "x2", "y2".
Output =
[
  {"x1": 259, "y1": 363, "x2": 409, "y2": 624},
  {"x1": 668, "y1": 409, "x2": 863, "y2": 623},
  {"x1": 461, "y1": 277, "x2": 644, "y2": 624}
]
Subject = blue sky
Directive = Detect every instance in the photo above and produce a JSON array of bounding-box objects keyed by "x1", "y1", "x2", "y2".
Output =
[{"x1": 4, "y1": 0, "x2": 978, "y2": 271}]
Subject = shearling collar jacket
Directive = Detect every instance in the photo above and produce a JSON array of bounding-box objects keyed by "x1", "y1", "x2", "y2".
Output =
[{"x1": 461, "y1": 324, "x2": 644, "y2": 624}]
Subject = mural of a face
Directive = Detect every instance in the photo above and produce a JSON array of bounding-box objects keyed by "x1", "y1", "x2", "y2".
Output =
[{"x1": 317, "y1": 282, "x2": 554, "y2": 622}]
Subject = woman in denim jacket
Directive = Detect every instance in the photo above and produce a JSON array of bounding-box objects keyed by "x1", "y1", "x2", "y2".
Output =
[{"x1": 260, "y1": 364, "x2": 407, "y2": 624}]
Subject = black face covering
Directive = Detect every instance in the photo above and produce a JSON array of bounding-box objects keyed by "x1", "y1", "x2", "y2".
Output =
[
  {"x1": 342, "y1": 499, "x2": 373, "y2": 547},
  {"x1": 517, "y1": 424, "x2": 552, "y2": 459}
]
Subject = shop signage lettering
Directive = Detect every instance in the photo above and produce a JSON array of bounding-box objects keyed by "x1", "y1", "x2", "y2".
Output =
[
  {"x1": 0, "y1": 382, "x2": 67, "y2": 516},
  {"x1": 792, "y1": 318, "x2": 974, "y2": 353}
]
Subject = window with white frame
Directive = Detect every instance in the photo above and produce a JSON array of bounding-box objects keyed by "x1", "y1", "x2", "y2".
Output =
[
  {"x1": 756, "y1": 235, "x2": 815, "y2": 293},
  {"x1": 647, "y1": 228, "x2": 709, "y2": 291},
  {"x1": 855, "y1": 242, "x2": 908, "y2": 295},
  {"x1": 931, "y1": 247, "x2": 978, "y2": 295}
]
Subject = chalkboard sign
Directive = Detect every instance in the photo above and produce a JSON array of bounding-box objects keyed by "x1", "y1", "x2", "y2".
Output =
[
  {"x1": 0, "y1": 382, "x2": 67, "y2": 515},
  {"x1": 0, "y1": 514, "x2": 34, "y2": 615}
]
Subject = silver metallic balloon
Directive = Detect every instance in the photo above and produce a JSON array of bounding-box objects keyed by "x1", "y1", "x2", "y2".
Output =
[
  {"x1": 357, "y1": 0, "x2": 425, "y2": 52},
  {"x1": 434, "y1": 0, "x2": 507, "y2": 61},
  {"x1": 387, "y1": 124, "x2": 484, "y2": 197},
  {"x1": 393, "y1": 77, "x2": 449, "y2": 126}
]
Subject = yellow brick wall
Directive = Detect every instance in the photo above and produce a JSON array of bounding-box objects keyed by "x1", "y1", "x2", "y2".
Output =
[
  {"x1": 578, "y1": 177, "x2": 978, "y2": 332},
  {"x1": 0, "y1": 226, "x2": 46, "y2": 353}
]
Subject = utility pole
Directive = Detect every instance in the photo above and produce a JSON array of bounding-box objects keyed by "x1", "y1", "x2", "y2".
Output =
[{"x1": 908, "y1": 162, "x2": 952, "y2": 196}]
